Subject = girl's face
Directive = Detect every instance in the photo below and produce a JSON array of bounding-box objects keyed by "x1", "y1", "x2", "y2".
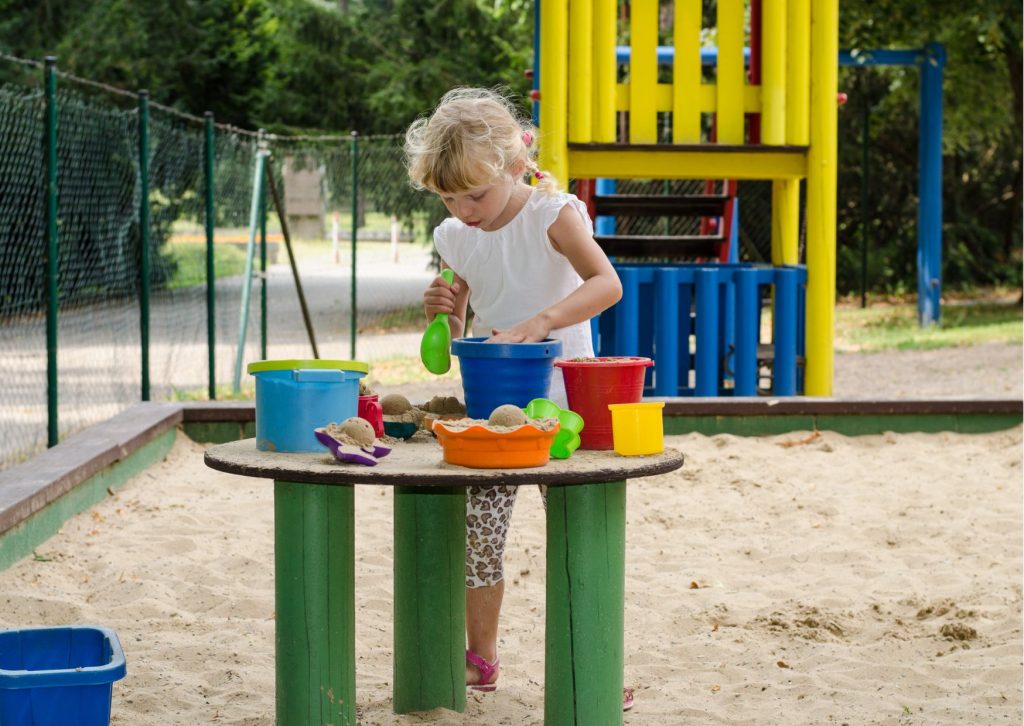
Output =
[{"x1": 439, "y1": 172, "x2": 521, "y2": 232}]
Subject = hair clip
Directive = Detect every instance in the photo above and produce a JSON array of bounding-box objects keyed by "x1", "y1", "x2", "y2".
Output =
[
  {"x1": 534, "y1": 171, "x2": 544, "y2": 180},
  {"x1": 522, "y1": 130, "x2": 534, "y2": 146}
]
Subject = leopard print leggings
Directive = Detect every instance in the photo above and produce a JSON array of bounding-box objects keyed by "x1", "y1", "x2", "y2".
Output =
[{"x1": 466, "y1": 483, "x2": 545, "y2": 588}]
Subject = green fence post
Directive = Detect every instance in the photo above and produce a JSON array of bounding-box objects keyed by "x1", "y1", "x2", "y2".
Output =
[
  {"x1": 204, "y1": 112, "x2": 216, "y2": 400},
  {"x1": 44, "y1": 56, "x2": 59, "y2": 447},
  {"x1": 350, "y1": 131, "x2": 358, "y2": 360},
  {"x1": 259, "y1": 131, "x2": 268, "y2": 361},
  {"x1": 138, "y1": 89, "x2": 151, "y2": 401}
]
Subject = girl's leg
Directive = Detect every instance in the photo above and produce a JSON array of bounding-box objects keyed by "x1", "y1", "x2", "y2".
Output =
[
  {"x1": 465, "y1": 483, "x2": 517, "y2": 686},
  {"x1": 466, "y1": 579, "x2": 504, "y2": 684}
]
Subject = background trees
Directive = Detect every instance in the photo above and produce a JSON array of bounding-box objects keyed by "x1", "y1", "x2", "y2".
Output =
[{"x1": 0, "y1": 0, "x2": 1017, "y2": 293}]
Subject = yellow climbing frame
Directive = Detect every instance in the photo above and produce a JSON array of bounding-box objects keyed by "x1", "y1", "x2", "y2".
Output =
[{"x1": 539, "y1": 0, "x2": 838, "y2": 396}]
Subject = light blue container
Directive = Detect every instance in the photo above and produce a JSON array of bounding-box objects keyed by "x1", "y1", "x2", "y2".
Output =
[
  {"x1": 248, "y1": 359, "x2": 369, "y2": 452},
  {"x1": 0, "y1": 625, "x2": 126, "y2": 726}
]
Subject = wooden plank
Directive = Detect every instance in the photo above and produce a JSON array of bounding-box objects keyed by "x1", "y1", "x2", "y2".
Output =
[
  {"x1": 568, "y1": 145, "x2": 807, "y2": 180},
  {"x1": 716, "y1": 0, "x2": 745, "y2": 143},
  {"x1": 673, "y1": 0, "x2": 702, "y2": 142},
  {"x1": 595, "y1": 235, "x2": 721, "y2": 258},
  {"x1": 0, "y1": 402, "x2": 182, "y2": 536},
  {"x1": 629, "y1": 0, "x2": 658, "y2": 142},
  {"x1": 594, "y1": 193, "x2": 729, "y2": 217},
  {"x1": 393, "y1": 486, "x2": 466, "y2": 713}
]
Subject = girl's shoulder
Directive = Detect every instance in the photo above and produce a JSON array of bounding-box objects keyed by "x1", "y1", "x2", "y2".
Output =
[{"x1": 525, "y1": 190, "x2": 590, "y2": 231}]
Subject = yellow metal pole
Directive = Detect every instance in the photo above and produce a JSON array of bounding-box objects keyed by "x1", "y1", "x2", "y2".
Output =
[
  {"x1": 771, "y1": 179, "x2": 800, "y2": 264},
  {"x1": 593, "y1": 0, "x2": 617, "y2": 142},
  {"x1": 786, "y1": 0, "x2": 810, "y2": 146},
  {"x1": 568, "y1": 0, "x2": 593, "y2": 142},
  {"x1": 540, "y1": 0, "x2": 569, "y2": 184},
  {"x1": 629, "y1": 0, "x2": 658, "y2": 143},
  {"x1": 804, "y1": 0, "x2": 839, "y2": 396},
  {"x1": 673, "y1": 0, "x2": 702, "y2": 143},
  {"x1": 761, "y1": 0, "x2": 787, "y2": 145},
  {"x1": 716, "y1": 0, "x2": 744, "y2": 143}
]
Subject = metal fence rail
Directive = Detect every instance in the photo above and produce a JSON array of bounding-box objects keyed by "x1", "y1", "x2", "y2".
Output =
[{"x1": 0, "y1": 56, "x2": 445, "y2": 470}]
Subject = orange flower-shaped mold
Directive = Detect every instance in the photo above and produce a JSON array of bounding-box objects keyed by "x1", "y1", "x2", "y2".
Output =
[{"x1": 432, "y1": 419, "x2": 560, "y2": 469}]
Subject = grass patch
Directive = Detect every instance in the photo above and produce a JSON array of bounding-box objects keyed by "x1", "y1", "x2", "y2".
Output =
[
  {"x1": 161, "y1": 243, "x2": 249, "y2": 289},
  {"x1": 167, "y1": 383, "x2": 255, "y2": 401},
  {"x1": 834, "y1": 300, "x2": 1022, "y2": 352},
  {"x1": 362, "y1": 355, "x2": 462, "y2": 387},
  {"x1": 361, "y1": 305, "x2": 425, "y2": 334}
]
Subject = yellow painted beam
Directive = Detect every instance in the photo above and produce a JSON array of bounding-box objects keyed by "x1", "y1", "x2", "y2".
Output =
[
  {"x1": 786, "y1": 0, "x2": 810, "y2": 145},
  {"x1": 673, "y1": 0, "x2": 702, "y2": 143},
  {"x1": 616, "y1": 84, "x2": 762, "y2": 113},
  {"x1": 629, "y1": 0, "x2": 659, "y2": 143},
  {"x1": 593, "y1": 0, "x2": 617, "y2": 142},
  {"x1": 568, "y1": 147, "x2": 807, "y2": 180},
  {"x1": 761, "y1": 0, "x2": 787, "y2": 144},
  {"x1": 716, "y1": 0, "x2": 744, "y2": 143},
  {"x1": 804, "y1": 0, "x2": 839, "y2": 396},
  {"x1": 771, "y1": 179, "x2": 801, "y2": 264},
  {"x1": 567, "y1": 0, "x2": 593, "y2": 142},
  {"x1": 539, "y1": 0, "x2": 569, "y2": 184}
]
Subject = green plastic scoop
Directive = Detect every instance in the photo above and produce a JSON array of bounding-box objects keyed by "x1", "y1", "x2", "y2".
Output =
[{"x1": 420, "y1": 268, "x2": 455, "y2": 374}]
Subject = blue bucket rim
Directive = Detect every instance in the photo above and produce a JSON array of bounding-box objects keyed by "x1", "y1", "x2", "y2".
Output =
[
  {"x1": 0, "y1": 624, "x2": 127, "y2": 688},
  {"x1": 451, "y1": 337, "x2": 563, "y2": 359}
]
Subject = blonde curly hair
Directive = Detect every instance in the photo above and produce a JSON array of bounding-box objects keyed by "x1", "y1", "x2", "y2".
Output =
[{"x1": 405, "y1": 87, "x2": 559, "y2": 195}]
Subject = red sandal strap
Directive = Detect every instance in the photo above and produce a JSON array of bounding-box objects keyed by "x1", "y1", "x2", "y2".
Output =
[{"x1": 465, "y1": 649, "x2": 499, "y2": 685}]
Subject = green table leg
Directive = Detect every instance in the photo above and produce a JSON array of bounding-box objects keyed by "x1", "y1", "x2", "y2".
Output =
[
  {"x1": 545, "y1": 480, "x2": 626, "y2": 726},
  {"x1": 393, "y1": 486, "x2": 466, "y2": 714},
  {"x1": 275, "y1": 480, "x2": 356, "y2": 726}
]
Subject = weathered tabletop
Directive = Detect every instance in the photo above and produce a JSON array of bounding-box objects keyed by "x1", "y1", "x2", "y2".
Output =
[
  {"x1": 204, "y1": 434, "x2": 683, "y2": 726},
  {"x1": 204, "y1": 432, "x2": 684, "y2": 486}
]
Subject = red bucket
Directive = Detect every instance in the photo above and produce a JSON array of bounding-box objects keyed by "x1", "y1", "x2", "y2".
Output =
[
  {"x1": 357, "y1": 394, "x2": 384, "y2": 438},
  {"x1": 554, "y1": 357, "x2": 653, "y2": 450}
]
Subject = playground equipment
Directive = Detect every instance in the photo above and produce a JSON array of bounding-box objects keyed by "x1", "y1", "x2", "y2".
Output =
[{"x1": 538, "y1": 0, "x2": 838, "y2": 395}]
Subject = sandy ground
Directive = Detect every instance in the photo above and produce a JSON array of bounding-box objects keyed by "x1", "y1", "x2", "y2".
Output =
[{"x1": 0, "y1": 419, "x2": 1020, "y2": 725}]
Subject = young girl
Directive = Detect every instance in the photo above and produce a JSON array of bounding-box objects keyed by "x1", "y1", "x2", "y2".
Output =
[{"x1": 405, "y1": 87, "x2": 631, "y2": 708}]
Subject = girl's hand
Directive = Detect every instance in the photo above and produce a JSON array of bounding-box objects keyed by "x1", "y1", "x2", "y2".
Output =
[
  {"x1": 423, "y1": 273, "x2": 461, "y2": 319},
  {"x1": 488, "y1": 315, "x2": 551, "y2": 343}
]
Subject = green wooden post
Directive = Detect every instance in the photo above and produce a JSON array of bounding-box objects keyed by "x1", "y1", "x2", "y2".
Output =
[
  {"x1": 545, "y1": 481, "x2": 626, "y2": 726},
  {"x1": 204, "y1": 112, "x2": 216, "y2": 400},
  {"x1": 392, "y1": 487, "x2": 466, "y2": 714},
  {"x1": 274, "y1": 481, "x2": 356, "y2": 726},
  {"x1": 44, "y1": 56, "x2": 59, "y2": 447},
  {"x1": 138, "y1": 89, "x2": 151, "y2": 401}
]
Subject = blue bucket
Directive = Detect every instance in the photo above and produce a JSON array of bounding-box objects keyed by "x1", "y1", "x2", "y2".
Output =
[
  {"x1": 0, "y1": 625, "x2": 126, "y2": 726},
  {"x1": 248, "y1": 359, "x2": 368, "y2": 452},
  {"x1": 452, "y1": 337, "x2": 562, "y2": 419}
]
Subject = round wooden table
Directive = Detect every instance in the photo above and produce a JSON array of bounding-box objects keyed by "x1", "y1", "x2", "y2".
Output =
[{"x1": 205, "y1": 434, "x2": 683, "y2": 726}]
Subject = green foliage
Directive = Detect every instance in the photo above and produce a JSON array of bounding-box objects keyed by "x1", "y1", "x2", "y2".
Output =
[
  {"x1": 837, "y1": 0, "x2": 1022, "y2": 295},
  {"x1": 161, "y1": 242, "x2": 249, "y2": 290}
]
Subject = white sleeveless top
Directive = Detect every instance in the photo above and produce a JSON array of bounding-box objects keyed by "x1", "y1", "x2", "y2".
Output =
[{"x1": 434, "y1": 189, "x2": 596, "y2": 407}]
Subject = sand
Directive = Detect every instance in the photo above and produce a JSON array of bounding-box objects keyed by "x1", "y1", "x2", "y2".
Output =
[{"x1": 1, "y1": 423, "x2": 1021, "y2": 725}]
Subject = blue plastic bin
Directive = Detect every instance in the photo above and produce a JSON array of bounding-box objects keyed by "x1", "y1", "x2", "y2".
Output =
[
  {"x1": 248, "y1": 359, "x2": 369, "y2": 452},
  {"x1": 451, "y1": 338, "x2": 562, "y2": 419},
  {"x1": 0, "y1": 625, "x2": 126, "y2": 726}
]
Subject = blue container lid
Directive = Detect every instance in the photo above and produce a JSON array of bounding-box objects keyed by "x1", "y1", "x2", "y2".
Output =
[
  {"x1": 247, "y1": 359, "x2": 369, "y2": 375},
  {"x1": 451, "y1": 337, "x2": 562, "y2": 359}
]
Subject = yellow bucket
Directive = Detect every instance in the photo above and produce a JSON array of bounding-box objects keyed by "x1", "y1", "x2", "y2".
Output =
[{"x1": 607, "y1": 402, "x2": 665, "y2": 456}]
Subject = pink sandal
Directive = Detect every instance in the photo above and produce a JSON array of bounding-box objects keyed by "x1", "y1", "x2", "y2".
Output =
[
  {"x1": 623, "y1": 687, "x2": 635, "y2": 711},
  {"x1": 465, "y1": 649, "x2": 500, "y2": 692}
]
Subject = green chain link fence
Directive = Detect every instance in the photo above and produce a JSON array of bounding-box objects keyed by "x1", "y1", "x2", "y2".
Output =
[{"x1": 0, "y1": 55, "x2": 445, "y2": 470}]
